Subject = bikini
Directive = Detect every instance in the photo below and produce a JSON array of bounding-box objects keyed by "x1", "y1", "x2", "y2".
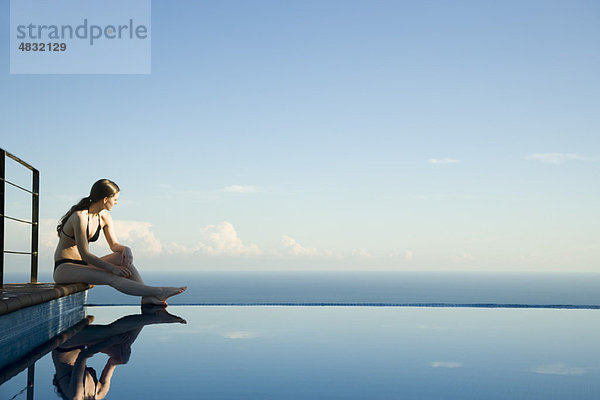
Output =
[
  {"x1": 54, "y1": 346, "x2": 99, "y2": 398},
  {"x1": 54, "y1": 213, "x2": 102, "y2": 270}
]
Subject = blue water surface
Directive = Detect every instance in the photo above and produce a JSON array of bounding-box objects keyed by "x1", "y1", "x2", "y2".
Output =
[{"x1": 1, "y1": 305, "x2": 599, "y2": 399}]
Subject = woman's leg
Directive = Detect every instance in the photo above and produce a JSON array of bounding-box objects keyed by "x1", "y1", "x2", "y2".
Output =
[
  {"x1": 100, "y1": 253, "x2": 145, "y2": 284},
  {"x1": 99, "y1": 252, "x2": 163, "y2": 305},
  {"x1": 54, "y1": 263, "x2": 185, "y2": 302}
]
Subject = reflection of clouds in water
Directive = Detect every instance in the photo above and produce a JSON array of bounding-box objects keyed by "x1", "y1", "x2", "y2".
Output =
[
  {"x1": 414, "y1": 323, "x2": 484, "y2": 332},
  {"x1": 414, "y1": 324, "x2": 450, "y2": 331},
  {"x1": 532, "y1": 362, "x2": 593, "y2": 376},
  {"x1": 171, "y1": 325, "x2": 263, "y2": 340},
  {"x1": 223, "y1": 331, "x2": 259, "y2": 339},
  {"x1": 168, "y1": 324, "x2": 221, "y2": 336},
  {"x1": 430, "y1": 361, "x2": 463, "y2": 368}
]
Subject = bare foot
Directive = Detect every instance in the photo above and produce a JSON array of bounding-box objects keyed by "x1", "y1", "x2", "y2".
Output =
[{"x1": 156, "y1": 286, "x2": 187, "y2": 305}]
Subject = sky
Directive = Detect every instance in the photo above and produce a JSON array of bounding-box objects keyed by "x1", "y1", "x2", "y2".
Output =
[{"x1": 1, "y1": 0, "x2": 599, "y2": 274}]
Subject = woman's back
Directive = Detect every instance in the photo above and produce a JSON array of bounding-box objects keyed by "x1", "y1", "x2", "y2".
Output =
[{"x1": 55, "y1": 210, "x2": 102, "y2": 261}]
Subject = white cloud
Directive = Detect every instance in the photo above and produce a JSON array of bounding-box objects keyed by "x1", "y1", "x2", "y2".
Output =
[
  {"x1": 526, "y1": 153, "x2": 589, "y2": 165},
  {"x1": 168, "y1": 223, "x2": 347, "y2": 259},
  {"x1": 450, "y1": 253, "x2": 474, "y2": 263},
  {"x1": 196, "y1": 221, "x2": 262, "y2": 256},
  {"x1": 430, "y1": 361, "x2": 463, "y2": 368},
  {"x1": 163, "y1": 241, "x2": 198, "y2": 255},
  {"x1": 224, "y1": 185, "x2": 258, "y2": 193},
  {"x1": 110, "y1": 220, "x2": 163, "y2": 255},
  {"x1": 281, "y1": 235, "x2": 327, "y2": 257},
  {"x1": 428, "y1": 158, "x2": 459, "y2": 164},
  {"x1": 351, "y1": 249, "x2": 371, "y2": 257},
  {"x1": 532, "y1": 362, "x2": 592, "y2": 376},
  {"x1": 40, "y1": 218, "x2": 60, "y2": 251},
  {"x1": 223, "y1": 331, "x2": 258, "y2": 339}
]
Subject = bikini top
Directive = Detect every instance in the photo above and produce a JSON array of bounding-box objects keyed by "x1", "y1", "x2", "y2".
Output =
[
  {"x1": 55, "y1": 362, "x2": 99, "y2": 399},
  {"x1": 62, "y1": 212, "x2": 102, "y2": 242}
]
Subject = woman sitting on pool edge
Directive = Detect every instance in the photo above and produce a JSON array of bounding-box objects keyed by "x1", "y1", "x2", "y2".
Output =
[{"x1": 54, "y1": 179, "x2": 186, "y2": 306}]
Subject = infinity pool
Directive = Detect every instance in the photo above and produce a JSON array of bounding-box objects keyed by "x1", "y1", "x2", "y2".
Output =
[{"x1": 1, "y1": 305, "x2": 599, "y2": 399}]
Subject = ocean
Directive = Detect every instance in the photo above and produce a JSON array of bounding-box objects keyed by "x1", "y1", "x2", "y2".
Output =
[{"x1": 70, "y1": 271, "x2": 600, "y2": 307}]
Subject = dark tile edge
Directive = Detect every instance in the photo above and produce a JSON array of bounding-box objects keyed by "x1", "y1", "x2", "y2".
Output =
[{"x1": 0, "y1": 283, "x2": 93, "y2": 316}]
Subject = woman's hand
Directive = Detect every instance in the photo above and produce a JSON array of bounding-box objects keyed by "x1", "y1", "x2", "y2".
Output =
[
  {"x1": 121, "y1": 247, "x2": 134, "y2": 268},
  {"x1": 111, "y1": 265, "x2": 132, "y2": 278}
]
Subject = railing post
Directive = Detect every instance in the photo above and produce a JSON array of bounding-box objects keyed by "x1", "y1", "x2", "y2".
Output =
[
  {"x1": 27, "y1": 364, "x2": 35, "y2": 400},
  {"x1": 0, "y1": 148, "x2": 39, "y2": 286},
  {"x1": 1, "y1": 149, "x2": 5, "y2": 288},
  {"x1": 31, "y1": 169, "x2": 39, "y2": 284}
]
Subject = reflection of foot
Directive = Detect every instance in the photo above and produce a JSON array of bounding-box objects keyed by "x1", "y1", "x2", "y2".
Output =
[
  {"x1": 141, "y1": 305, "x2": 187, "y2": 324},
  {"x1": 157, "y1": 286, "x2": 187, "y2": 305},
  {"x1": 141, "y1": 296, "x2": 167, "y2": 306},
  {"x1": 141, "y1": 303, "x2": 166, "y2": 312}
]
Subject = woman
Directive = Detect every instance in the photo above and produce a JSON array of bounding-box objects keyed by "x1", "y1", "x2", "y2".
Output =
[{"x1": 54, "y1": 179, "x2": 186, "y2": 305}]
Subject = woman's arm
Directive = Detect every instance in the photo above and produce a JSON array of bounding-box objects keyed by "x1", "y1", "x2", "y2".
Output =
[
  {"x1": 102, "y1": 212, "x2": 134, "y2": 267},
  {"x1": 102, "y1": 212, "x2": 126, "y2": 252},
  {"x1": 96, "y1": 361, "x2": 117, "y2": 398},
  {"x1": 72, "y1": 212, "x2": 130, "y2": 276},
  {"x1": 68, "y1": 350, "x2": 91, "y2": 399}
]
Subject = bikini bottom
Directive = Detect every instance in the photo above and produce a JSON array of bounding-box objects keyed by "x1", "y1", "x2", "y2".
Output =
[
  {"x1": 55, "y1": 345, "x2": 86, "y2": 353},
  {"x1": 54, "y1": 258, "x2": 88, "y2": 270}
]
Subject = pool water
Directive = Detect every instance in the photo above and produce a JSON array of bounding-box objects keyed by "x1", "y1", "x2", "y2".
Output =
[{"x1": 1, "y1": 305, "x2": 599, "y2": 399}]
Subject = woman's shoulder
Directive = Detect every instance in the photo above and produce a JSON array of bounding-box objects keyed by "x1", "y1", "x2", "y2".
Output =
[
  {"x1": 70, "y1": 209, "x2": 88, "y2": 219},
  {"x1": 100, "y1": 210, "x2": 113, "y2": 224},
  {"x1": 66, "y1": 210, "x2": 88, "y2": 225}
]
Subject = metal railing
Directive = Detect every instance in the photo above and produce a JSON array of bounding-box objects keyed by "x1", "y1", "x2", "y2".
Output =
[{"x1": 0, "y1": 148, "x2": 39, "y2": 287}]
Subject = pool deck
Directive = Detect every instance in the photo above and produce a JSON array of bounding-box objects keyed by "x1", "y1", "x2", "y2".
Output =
[{"x1": 0, "y1": 282, "x2": 92, "y2": 315}]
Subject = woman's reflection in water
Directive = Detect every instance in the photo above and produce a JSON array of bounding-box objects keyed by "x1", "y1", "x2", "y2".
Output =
[{"x1": 52, "y1": 306, "x2": 186, "y2": 400}]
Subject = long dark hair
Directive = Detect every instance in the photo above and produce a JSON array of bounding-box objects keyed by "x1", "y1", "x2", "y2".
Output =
[{"x1": 57, "y1": 179, "x2": 120, "y2": 237}]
